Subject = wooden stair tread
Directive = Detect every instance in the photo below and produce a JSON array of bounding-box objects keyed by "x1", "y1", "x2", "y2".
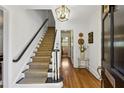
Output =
[
  {"x1": 18, "y1": 27, "x2": 55, "y2": 84},
  {"x1": 25, "y1": 69, "x2": 48, "y2": 75},
  {"x1": 29, "y1": 63, "x2": 49, "y2": 69},
  {"x1": 33, "y1": 56, "x2": 51, "y2": 58},
  {"x1": 35, "y1": 55, "x2": 51, "y2": 57},
  {"x1": 38, "y1": 47, "x2": 52, "y2": 49},
  {"x1": 18, "y1": 76, "x2": 47, "y2": 84},
  {"x1": 36, "y1": 51, "x2": 51, "y2": 53},
  {"x1": 39, "y1": 48, "x2": 52, "y2": 50},
  {"x1": 35, "y1": 54, "x2": 51, "y2": 57},
  {"x1": 29, "y1": 62, "x2": 49, "y2": 65}
]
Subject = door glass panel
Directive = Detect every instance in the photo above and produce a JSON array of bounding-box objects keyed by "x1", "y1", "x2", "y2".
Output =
[
  {"x1": 104, "y1": 14, "x2": 111, "y2": 65},
  {"x1": 114, "y1": 6, "x2": 124, "y2": 75}
]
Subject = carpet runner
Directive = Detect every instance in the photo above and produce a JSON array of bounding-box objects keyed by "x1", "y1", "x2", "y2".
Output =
[{"x1": 18, "y1": 27, "x2": 55, "y2": 84}]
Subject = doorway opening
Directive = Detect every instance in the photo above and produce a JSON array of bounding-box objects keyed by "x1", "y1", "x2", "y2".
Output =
[
  {"x1": 61, "y1": 31, "x2": 72, "y2": 58},
  {"x1": 61, "y1": 30, "x2": 74, "y2": 65},
  {"x1": 0, "y1": 9, "x2": 3, "y2": 87}
]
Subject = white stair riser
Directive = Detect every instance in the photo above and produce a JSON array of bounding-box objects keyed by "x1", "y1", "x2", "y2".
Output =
[
  {"x1": 48, "y1": 72, "x2": 52, "y2": 77},
  {"x1": 49, "y1": 64, "x2": 52, "y2": 69}
]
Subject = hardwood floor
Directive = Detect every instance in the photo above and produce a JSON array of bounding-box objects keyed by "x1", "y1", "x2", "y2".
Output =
[{"x1": 60, "y1": 57, "x2": 101, "y2": 88}]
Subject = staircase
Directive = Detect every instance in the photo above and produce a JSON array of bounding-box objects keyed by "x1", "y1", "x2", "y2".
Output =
[{"x1": 17, "y1": 27, "x2": 56, "y2": 85}]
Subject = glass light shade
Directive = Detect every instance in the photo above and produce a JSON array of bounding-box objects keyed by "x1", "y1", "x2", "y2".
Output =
[{"x1": 55, "y1": 5, "x2": 70, "y2": 22}]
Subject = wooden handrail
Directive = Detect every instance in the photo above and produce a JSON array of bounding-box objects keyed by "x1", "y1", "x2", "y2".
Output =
[{"x1": 13, "y1": 19, "x2": 48, "y2": 62}]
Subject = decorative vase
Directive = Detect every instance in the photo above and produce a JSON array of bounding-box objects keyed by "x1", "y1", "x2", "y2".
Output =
[
  {"x1": 81, "y1": 52, "x2": 85, "y2": 60},
  {"x1": 79, "y1": 45, "x2": 85, "y2": 60}
]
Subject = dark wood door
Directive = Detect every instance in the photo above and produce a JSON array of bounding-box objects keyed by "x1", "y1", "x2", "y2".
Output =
[{"x1": 102, "y1": 5, "x2": 124, "y2": 88}]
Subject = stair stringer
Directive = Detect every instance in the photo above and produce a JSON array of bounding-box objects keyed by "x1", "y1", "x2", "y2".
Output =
[
  {"x1": 13, "y1": 27, "x2": 48, "y2": 85},
  {"x1": 15, "y1": 38, "x2": 45, "y2": 84}
]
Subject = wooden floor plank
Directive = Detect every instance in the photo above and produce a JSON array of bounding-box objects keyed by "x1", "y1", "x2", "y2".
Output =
[{"x1": 60, "y1": 57, "x2": 101, "y2": 88}]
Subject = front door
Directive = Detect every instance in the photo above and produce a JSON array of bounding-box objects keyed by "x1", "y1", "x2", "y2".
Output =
[
  {"x1": 102, "y1": 5, "x2": 124, "y2": 88},
  {"x1": 0, "y1": 9, "x2": 3, "y2": 87}
]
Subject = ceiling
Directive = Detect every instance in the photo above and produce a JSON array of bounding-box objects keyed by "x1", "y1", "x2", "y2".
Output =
[
  {"x1": 66, "y1": 5, "x2": 98, "y2": 23},
  {"x1": 14, "y1": 5, "x2": 99, "y2": 24}
]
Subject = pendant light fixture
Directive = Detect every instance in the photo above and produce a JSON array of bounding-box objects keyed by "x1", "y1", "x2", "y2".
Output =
[{"x1": 55, "y1": 5, "x2": 70, "y2": 22}]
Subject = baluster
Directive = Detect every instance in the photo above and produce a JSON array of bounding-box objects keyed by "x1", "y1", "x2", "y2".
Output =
[
  {"x1": 55, "y1": 50, "x2": 57, "y2": 81},
  {"x1": 52, "y1": 52, "x2": 55, "y2": 80},
  {"x1": 57, "y1": 51, "x2": 60, "y2": 80}
]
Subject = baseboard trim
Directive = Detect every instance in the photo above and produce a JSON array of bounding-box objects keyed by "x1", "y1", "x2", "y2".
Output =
[
  {"x1": 15, "y1": 73, "x2": 25, "y2": 84},
  {"x1": 16, "y1": 78, "x2": 24, "y2": 84},
  {"x1": 89, "y1": 65, "x2": 101, "y2": 80}
]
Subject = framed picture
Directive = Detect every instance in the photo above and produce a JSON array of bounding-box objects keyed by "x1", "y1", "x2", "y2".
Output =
[{"x1": 88, "y1": 32, "x2": 93, "y2": 44}]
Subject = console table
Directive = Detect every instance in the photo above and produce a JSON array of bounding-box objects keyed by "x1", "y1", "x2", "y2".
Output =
[{"x1": 78, "y1": 58, "x2": 89, "y2": 69}]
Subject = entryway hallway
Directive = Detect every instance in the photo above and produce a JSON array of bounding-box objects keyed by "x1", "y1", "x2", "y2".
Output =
[
  {"x1": 1, "y1": 5, "x2": 102, "y2": 88},
  {"x1": 61, "y1": 57, "x2": 101, "y2": 88}
]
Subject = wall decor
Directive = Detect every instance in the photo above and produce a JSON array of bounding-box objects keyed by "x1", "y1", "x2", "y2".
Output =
[
  {"x1": 88, "y1": 32, "x2": 93, "y2": 44},
  {"x1": 78, "y1": 32, "x2": 86, "y2": 53}
]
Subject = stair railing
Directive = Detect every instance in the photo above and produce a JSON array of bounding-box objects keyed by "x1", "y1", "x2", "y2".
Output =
[
  {"x1": 13, "y1": 19, "x2": 48, "y2": 62},
  {"x1": 52, "y1": 31, "x2": 60, "y2": 81}
]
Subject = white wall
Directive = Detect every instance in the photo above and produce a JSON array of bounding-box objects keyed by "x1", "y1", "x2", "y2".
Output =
[
  {"x1": 48, "y1": 10, "x2": 55, "y2": 27},
  {"x1": 53, "y1": 6, "x2": 102, "y2": 80},
  {"x1": 2, "y1": 5, "x2": 101, "y2": 87},
  {"x1": 0, "y1": 10, "x2": 3, "y2": 55},
  {"x1": 9, "y1": 9, "x2": 48, "y2": 58},
  {"x1": 87, "y1": 6, "x2": 102, "y2": 79},
  {"x1": 55, "y1": 21, "x2": 89, "y2": 67},
  {"x1": 3, "y1": 6, "x2": 49, "y2": 87}
]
